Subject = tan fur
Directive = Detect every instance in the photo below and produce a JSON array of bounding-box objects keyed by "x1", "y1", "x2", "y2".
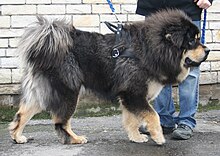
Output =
[
  {"x1": 177, "y1": 44, "x2": 206, "y2": 82},
  {"x1": 188, "y1": 45, "x2": 206, "y2": 61},
  {"x1": 53, "y1": 117, "x2": 87, "y2": 144},
  {"x1": 147, "y1": 81, "x2": 164, "y2": 101},
  {"x1": 121, "y1": 104, "x2": 165, "y2": 145},
  {"x1": 9, "y1": 102, "x2": 42, "y2": 143},
  {"x1": 121, "y1": 105, "x2": 149, "y2": 143},
  {"x1": 177, "y1": 54, "x2": 190, "y2": 83},
  {"x1": 139, "y1": 110, "x2": 165, "y2": 145}
]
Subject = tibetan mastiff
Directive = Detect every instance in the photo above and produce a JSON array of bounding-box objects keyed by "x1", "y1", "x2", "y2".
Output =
[{"x1": 9, "y1": 9, "x2": 210, "y2": 145}]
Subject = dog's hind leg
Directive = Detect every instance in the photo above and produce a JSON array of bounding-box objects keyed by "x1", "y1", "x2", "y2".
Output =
[
  {"x1": 9, "y1": 101, "x2": 42, "y2": 143},
  {"x1": 51, "y1": 93, "x2": 87, "y2": 144},
  {"x1": 53, "y1": 116, "x2": 87, "y2": 144}
]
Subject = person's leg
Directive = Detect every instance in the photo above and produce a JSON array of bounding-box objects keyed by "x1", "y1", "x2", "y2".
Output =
[
  {"x1": 174, "y1": 67, "x2": 200, "y2": 128},
  {"x1": 172, "y1": 67, "x2": 200, "y2": 139},
  {"x1": 172, "y1": 21, "x2": 201, "y2": 139},
  {"x1": 154, "y1": 85, "x2": 176, "y2": 129}
]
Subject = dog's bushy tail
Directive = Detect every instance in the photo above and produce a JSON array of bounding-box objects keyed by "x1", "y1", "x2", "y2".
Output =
[{"x1": 18, "y1": 16, "x2": 73, "y2": 69}]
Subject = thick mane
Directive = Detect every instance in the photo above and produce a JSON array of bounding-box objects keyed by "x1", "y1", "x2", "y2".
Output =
[{"x1": 123, "y1": 9, "x2": 193, "y2": 83}]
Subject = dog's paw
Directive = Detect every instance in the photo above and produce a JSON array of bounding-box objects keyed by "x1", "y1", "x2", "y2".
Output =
[
  {"x1": 71, "y1": 135, "x2": 88, "y2": 144},
  {"x1": 151, "y1": 134, "x2": 166, "y2": 145},
  {"x1": 129, "y1": 134, "x2": 149, "y2": 143},
  {"x1": 13, "y1": 135, "x2": 28, "y2": 144}
]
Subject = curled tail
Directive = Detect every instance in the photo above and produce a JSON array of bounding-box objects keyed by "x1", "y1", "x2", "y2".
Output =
[{"x1": 18, "y1": 16, "x2": 74, "y2": 69}]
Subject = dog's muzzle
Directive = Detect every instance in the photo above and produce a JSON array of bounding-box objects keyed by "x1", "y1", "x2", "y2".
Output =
[{"x1": 185, "y1": 47, "x2": 210, "y2": 67}]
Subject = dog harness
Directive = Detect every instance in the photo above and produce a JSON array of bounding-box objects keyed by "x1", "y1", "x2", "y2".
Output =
[
  {"x1": 105, "y1": 0, "x2": 135, "y2": 59},
  {"x1": 104, "y1": 21, "x2": 122, "y2": 58},
  {"x1": 105, "y1": 22, "x2": 136, "y2": 60}
]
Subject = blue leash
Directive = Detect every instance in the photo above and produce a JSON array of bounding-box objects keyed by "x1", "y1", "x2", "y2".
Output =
[
  {"x1": 106, "y1": 0, "x2": 120, "y2": 23},
  {"x1": 106, "y1": 0, "x2": 115, "y2": 13},
  {"x1": 201, "y1": 9, "x2": 207, "y2": 44}
]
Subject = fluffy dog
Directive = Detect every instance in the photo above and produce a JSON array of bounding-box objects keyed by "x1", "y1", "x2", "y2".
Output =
[{"x1": 9, "y1": 9, "x2": 209, "y2": 145}]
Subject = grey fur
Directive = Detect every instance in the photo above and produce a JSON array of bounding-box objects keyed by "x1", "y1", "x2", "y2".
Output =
[{"x1": 18, "y1": 16, "x2": 73, "y2": 70}]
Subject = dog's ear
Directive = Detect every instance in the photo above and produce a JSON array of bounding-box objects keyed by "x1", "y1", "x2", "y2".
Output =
[{"x1": 165, "y1": 31, "x2": 185, "y2": 48}]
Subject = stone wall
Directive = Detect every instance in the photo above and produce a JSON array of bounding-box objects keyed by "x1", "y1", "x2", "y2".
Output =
[{"x1": 0, "y1": 0, "x2": 219, "y2": 106}]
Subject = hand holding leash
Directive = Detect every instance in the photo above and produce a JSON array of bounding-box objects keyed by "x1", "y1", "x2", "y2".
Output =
[{"x1": 194, "y1": 0, "x2": 212, "y2": 9}]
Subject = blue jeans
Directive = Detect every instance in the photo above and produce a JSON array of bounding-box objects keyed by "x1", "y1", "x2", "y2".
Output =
[{"x1": 154, "y1": 21, "x2": 201, "y2": 129}]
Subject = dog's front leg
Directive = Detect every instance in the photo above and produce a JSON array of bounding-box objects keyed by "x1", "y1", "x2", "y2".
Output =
[
  {"x1": 121, "y1": 104, "x2": 149, "y2": 143},
  {"x1": 139, "y1": 108, "x2": 165, "y2": 145},
  {"x1": 120, "y1": 95, "x2": 165, "y2": 145}
]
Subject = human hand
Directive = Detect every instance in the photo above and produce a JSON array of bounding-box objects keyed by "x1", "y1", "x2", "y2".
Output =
[{"x1": 194, "y1": 0, "x2": 212, "y2": 9}]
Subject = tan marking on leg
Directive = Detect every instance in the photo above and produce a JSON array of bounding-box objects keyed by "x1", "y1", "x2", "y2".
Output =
[
  {"x1": 52, "y1": 114, "x2": 62, "y2": 124},
  {"x1": 121, "y1": 105, "x2": 148, "y2": 143},
  {"x1": 9, "y1": 102, "x2": 42, "y2": 143},
  {"x1": 65, "y1": 119, "x2": 87, "y2": 144},
  {"x1": 53, "y1": 117, "x2": 87, "y2": 144},
  {"x1": 140, "y1": 107, "x2": 165, "y2": 145}
]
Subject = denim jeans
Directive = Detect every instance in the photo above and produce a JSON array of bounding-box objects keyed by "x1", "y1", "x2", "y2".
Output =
[{"x1": 154, "y1": 21, "x2": 201, "y2": 129}]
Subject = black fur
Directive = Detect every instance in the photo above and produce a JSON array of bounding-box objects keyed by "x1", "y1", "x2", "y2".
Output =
[
  {"x1": 55, "y1": 124, "x2": 71, "y2": 144},
  {"x1": 11, "y1": 9, "x2": 209, "y2": 144}
]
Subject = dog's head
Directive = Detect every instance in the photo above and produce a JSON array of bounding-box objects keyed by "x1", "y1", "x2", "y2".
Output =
[
  {"x1": 164, "y1": 11, "x2": 210, "y2": 67},
  {"x1": 182, "y1": 28, "x2": 210, "y2": 67}
]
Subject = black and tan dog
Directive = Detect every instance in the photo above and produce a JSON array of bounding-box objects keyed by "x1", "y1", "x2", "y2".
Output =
[{"x1": 9, "y1": 9, "x2": 209, "y2": 145}]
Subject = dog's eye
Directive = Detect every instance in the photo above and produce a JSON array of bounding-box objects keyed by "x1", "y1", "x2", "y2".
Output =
[{"x1": 189, "y1": 39, "x2": 196, "y2": 46}]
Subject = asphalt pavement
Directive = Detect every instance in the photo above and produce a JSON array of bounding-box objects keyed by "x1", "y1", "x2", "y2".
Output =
[{"x1": 0, "y1": 110, "x2": 220, "y2": 156}]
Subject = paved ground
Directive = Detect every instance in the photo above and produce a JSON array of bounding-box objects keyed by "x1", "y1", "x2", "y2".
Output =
[{"x1": 0, "y1": 110, "x2": 220, "y2": 156}]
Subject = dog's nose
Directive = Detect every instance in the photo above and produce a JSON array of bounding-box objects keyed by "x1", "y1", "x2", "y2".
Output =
[{"x1": 204, "y1": 47, "x2": 210, "y2": 54}]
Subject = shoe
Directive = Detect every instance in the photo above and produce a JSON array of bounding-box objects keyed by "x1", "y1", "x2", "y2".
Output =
[
  {"x1": 162, "y1": 126, "x2": 175, "y2": 134},
  {"x1": 139, "y1": 125, "x2": 174, "y2": 135},
  {"x1": 172, "y1": 124, "x2": 193, "y2": 140}
]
